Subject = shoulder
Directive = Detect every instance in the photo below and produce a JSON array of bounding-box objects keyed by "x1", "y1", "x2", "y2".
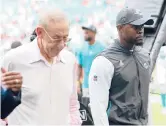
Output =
[
  {"x1": 135, "y1": 46, "x2": 150, "y2": 58},
  {"x1": 1, "y1": 42, "x2": 36, "y2": 69},
  {"x1": 75, "y1": 43, "x2": 86, "y2": 53},
  {"x1": 91, "y1": 56, "x2": 114, "y2": 72},
  {"x1": 3, "y1": 42, "x2": 34, "y2": 61},
  {"x1": 96, "y1": 41, "x2": 105, "y2": 46},
  {"x1": 90, "y1": 56, "x2": 114, "y2": 83},
  {"x1": 98, "y1": 42, "x2": 118, "y2": 59}
]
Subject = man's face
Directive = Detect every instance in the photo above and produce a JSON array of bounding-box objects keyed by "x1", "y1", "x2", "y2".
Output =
[
  {"x1": 37, "y1": 21, "x2": 69, "y2": 57},
  {"x1": 119, "y1": 24, "x2": 144, "y2": 46},
  {"x1": 84, "y1": 29, "x2": 95, "y2": 41}
]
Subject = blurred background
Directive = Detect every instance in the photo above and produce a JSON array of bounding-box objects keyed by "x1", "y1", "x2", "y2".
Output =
[{"x1": 0, "y1": 0, "x2": 125, "y2": 53}]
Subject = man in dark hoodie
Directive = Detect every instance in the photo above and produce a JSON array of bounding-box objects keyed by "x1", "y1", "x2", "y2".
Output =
[{"x1": 89, "y1": 8, "x2": 154, "y2": 125}]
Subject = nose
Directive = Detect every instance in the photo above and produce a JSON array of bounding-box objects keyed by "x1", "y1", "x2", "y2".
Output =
[
  {"x1": 137, "y1": 27, "x2": 144, "y2": 34},
  {"x1": 60, "y1": 39, "x2": 66, "y2": 46},
  {"x1": 60, "y1": 39, "x2": 65, "y2": 43}
]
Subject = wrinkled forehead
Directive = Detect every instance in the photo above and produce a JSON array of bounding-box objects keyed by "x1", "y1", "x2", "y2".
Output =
[{"x1": 45, "y1": 20, "x2": 69, "y2": 36}]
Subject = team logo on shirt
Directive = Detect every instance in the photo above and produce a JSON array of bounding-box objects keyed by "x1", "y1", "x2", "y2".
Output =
[
  {"x1": 93, "y1": 75, "x2": 98, "y2": 81},
  {"x1": 119, "y1": 60, "x2": 124, "y2": 67},
  {"x1": 143, "y1": 62, "x2": 149, "y2": 69}
]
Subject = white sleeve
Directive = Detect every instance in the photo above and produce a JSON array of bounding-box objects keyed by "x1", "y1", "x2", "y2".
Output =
[{"x1": 89, "y1": 56, "x2": 114, "y2": 126}]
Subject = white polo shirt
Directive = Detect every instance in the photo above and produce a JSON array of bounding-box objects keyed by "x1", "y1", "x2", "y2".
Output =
[{"x1": 1, "y1": 39, "x2": 81, "y2": 125}]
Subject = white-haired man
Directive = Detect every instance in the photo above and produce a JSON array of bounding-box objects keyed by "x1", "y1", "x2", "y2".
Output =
[{"x1": 1, "y1": 8, "x2": 81, "y2": 125}]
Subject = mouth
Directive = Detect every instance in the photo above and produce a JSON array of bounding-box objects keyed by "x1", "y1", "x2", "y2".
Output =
[
  {"x1": 136, "y1": 36, "x2": 143, "y2": 41},
  {"x1": 135, "y1": 37, "x2": 143, "y2": 46},
  {"x1": 137, "y1": 38, "x2": 143, "y2": 41}
]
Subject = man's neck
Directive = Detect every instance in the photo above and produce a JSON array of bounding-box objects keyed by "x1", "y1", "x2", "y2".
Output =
[
  {"x1": 37, "y1": 38, "x2": 53, "y2": 64},
  {"x1": 88, "y1": 39, "x2": 95, "y2": 45},
  {"x1": 120, "y1": 38, "x2": 134, "y2": 50}
]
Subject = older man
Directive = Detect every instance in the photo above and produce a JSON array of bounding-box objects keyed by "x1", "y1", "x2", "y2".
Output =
[{"x1": 1, "y1": 8, "x2": 81, "y2": 125}]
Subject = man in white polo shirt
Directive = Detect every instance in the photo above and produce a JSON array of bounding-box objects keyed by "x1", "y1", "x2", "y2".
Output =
[{"x1": 1, "y1": 8, "x2": 81, "y2": 125}]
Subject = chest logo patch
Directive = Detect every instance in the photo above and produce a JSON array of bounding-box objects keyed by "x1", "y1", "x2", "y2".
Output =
[
  {"x1": 119, "y1": 60, "x2": 124, "y2": 67},
  {"x1": 143, "y1": 62, "x2": 149, "y2": 69}
]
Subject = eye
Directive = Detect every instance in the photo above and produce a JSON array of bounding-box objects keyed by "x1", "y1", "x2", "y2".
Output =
[
  {"x1": 63, "y1": 37, "x2": 67, "y2": 40},
  {"x1": 52, "y1": 37, "x2": 60, "y2": 40}
]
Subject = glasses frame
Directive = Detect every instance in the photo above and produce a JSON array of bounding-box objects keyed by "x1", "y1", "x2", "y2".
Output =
[{"x1": 41, "y1": 27, "x2": 70, "y2": 43}]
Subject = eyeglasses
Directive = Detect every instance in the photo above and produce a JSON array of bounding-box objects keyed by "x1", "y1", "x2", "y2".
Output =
[{"x1": 42, "y1": 27, "x2": 70, "y2": 43}]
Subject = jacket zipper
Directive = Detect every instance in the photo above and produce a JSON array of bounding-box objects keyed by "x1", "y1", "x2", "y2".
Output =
[{"x1": 132, "y1": 53, "x2": 143, "y2": 124}]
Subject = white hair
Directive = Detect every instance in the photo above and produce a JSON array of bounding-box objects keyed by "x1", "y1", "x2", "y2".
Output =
[{"x1": 38, "y1": 6, "x2": 68, "y2": 28}]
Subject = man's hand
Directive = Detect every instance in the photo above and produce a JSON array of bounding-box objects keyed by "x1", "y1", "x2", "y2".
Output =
[{"x1": 1, "y1": 68, "x2": 23, "y2": 92}]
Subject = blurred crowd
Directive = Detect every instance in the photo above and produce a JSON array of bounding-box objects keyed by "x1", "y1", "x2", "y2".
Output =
[{"x1": 0, "y1": 0, "x2": 125, "y2": 55}]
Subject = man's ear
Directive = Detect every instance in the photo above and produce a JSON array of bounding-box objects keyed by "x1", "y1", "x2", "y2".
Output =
[
  {"x1": 117, "y1": 25, "x2": 123, "y2": 31},
  {"x1": 36, "y1": 27, "x2": 43, "y2": 38}
]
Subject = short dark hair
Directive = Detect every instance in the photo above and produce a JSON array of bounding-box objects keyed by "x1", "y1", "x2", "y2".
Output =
[
  {"x1": 30, "y1": 29, "x2": 37, "y2": 42},
  {"x1": 32, "y1": 29, "x2": 37, "y2": 36}
]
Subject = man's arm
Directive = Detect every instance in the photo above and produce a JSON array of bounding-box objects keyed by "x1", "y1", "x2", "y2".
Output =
[
  {"x1": 77, "y1": 65, "x2": 83, "y2": 91},
  {"x1": 1, "y1": 54, "x2": 22, "y2": 119},
  {"x1": 76, "y1": 51, "x2": 83, "y2": 93},
  {"x1": 69, "y1": 62, "x2": 82, "y2": 125},
  {"x1": 89, "y1": 56, "x2": 114, "y2": 126}
]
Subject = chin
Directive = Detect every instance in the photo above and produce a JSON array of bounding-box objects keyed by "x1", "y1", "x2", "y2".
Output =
[
  {"x1": 135, "y1": 39, "x2": 143, "y2": 46},
  {"x1": 52, "y1": 54, "x2": 59, "y2": 57},
  {"x1": 49, "y1": 52, "x2": 58, "y2": 57},
  {"x1": 135, "y1": 42, "x2": 143, "y2": 46}
]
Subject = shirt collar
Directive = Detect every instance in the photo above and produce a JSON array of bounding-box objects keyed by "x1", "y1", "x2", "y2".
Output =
[
  {"x1": 115, "y1": 39, "x2": 135, "y2": 55},
  {"x1": 27, "y1": 39, "x2": 66, "y2": 64},
  {"x1": 55, "y1": 49, "x2": 66, "y2": 64}
]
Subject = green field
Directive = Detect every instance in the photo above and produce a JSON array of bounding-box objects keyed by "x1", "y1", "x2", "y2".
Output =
[{"x1": 151, "y1": 94, "x2": 166, "y2": 125}]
